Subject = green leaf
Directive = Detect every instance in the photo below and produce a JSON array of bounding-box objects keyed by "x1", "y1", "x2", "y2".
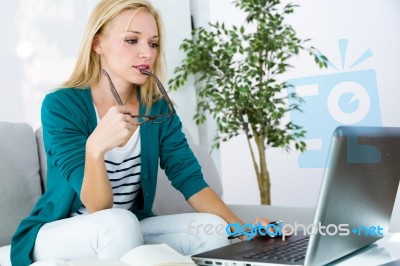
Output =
[{"x1": 168, "y1": 0, "x2": 320, "y2": 172}]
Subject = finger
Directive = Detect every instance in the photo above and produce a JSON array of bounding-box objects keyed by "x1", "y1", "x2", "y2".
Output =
[
  {"x1": 116, "y1": 105, "x2": 137, "y2": 117},
  {"x1": 126, "y1": 115, "x2": 137, "y2": 128},
  {"x1": 124, "y1": 114, "x2": 133, "y2": 123},
  {"x1": 254, "y1": 217, "x2": 271, "y2": 226},
  {"x1": 254, "y1": 218, "x2": 280, "y2": 237}
]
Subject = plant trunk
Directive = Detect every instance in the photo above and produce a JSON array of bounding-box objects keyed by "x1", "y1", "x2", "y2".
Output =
[
  {"x1": 247, "y1": 128, "x2": 271, "y2": 205},
  {"x1": 257, "y1": 165, "x2": 271, "y2": 205},
  {"x1": 243, "y1": 119, "x2": 271, "y2": 205},
  {"x1": 254, "y1": 138, "x2": 271, "y2": 205}
]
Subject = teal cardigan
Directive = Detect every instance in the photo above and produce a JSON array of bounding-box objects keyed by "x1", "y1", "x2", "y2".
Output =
[{"x1": 11, "y1": 88, "x2": 208, "y2": 265}]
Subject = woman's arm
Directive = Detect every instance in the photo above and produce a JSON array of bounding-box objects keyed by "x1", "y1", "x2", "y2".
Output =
[
  {"x1": 81, "y1": 105, "x2": 137, "y2": 213},
  {"x1": 80, "y1": 140, "x2": 114, "y2": 212},
  {"x1": 188, "y1": 187, "x2": 272, "y2": 239},
  {"x1": 188, "y1": 187, "x2": 244, "y2": 225},
  {"x1": 156, "y1": 101, "x2": 269, "y2": 232}
]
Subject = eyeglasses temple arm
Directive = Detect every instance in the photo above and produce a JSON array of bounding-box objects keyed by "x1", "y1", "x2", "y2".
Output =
[
  {"x1": 140, "y1": 69, "x2": 174, "y2": 114},
  {"x1": 102, "y1": 69, "x2": 124, "y2": 105}
]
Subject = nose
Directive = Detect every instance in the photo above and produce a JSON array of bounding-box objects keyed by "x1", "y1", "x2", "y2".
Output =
[{"x1": 138, "y1": 43, "x2": 152, "y2": 59}]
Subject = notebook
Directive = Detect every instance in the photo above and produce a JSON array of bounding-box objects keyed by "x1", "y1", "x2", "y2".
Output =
[
  {"x1": 192, "y1": 126, "x2": 400, "y2": 266},
  {"x1": 68, "y1": 243, "x2": 196, "y2": 266}
]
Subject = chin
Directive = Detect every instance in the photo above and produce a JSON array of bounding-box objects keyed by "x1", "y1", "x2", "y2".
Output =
[{"x1": 130, "y1": 77, "x2": 147, "y2": 85}]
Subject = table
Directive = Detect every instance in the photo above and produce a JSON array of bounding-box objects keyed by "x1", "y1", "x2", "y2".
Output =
[{"x1": 331, "y1": 233, "x2": 400, "y2": 265}]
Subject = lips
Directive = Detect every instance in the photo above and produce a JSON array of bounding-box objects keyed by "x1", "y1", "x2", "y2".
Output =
[{"x1": 134, "y1": 64, "x2": 150, "y2": 72}]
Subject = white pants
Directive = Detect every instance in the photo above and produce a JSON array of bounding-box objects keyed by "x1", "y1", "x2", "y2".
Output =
[{"x1": 32, "y1": 209, "x2": 230, "y2": 262}]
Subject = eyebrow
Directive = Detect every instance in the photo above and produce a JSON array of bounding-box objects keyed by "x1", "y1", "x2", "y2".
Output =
[{"x1": 124, "y1": 31, "x2": 159, "y2": 38}]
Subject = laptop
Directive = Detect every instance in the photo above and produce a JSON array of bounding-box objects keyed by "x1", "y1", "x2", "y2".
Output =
[{"x1": 192, "y1": 126, "x2": 400, "y2": 266}]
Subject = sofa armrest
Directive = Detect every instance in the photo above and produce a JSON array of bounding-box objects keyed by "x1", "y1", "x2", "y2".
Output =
[{"x1": 0, "y1": 122, "x2": 42, "y2": 246}]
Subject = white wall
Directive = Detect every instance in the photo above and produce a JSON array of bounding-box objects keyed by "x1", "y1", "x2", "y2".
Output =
[
  {"x1": 202, "y1": 0, "x2": 400, "y2": 207},
  {"x1": 0, "y1": 0, "x2": 199, "y2": 142},
  {"x1": 0, "y1": 1, "x2": 89, "y2": 128}
]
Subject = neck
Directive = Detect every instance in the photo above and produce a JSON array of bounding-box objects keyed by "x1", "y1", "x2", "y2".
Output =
[{"x1": 92, "y1": 77, "x2": 136, "y2": 107}]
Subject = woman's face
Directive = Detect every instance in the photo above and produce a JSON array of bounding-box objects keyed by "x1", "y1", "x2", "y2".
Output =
[{"x1": 96, "y1": 9, "x2": 159, "y2": 86}]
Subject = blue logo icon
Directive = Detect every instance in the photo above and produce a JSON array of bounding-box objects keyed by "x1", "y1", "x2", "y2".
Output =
[{"x1": 288, "y1": 39, "x2": 382, "y2": 168}]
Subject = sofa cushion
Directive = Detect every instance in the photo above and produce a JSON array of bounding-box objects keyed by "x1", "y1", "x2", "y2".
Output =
[{"x1": 0, "y1": 122, "x2": 42, "y2": 246}]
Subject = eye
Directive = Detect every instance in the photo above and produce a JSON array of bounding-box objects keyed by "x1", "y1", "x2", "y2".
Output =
[
  {"x1": 125, "y1": 39, "x2": 138, "y2": 44},
  {"x1": 149, "y1": 42, "x2": 159, "y2": 48}
]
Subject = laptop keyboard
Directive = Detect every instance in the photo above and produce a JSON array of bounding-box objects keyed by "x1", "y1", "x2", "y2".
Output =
[{"x1": 242, "y1": 236, "x2": 309, "y2": 263}]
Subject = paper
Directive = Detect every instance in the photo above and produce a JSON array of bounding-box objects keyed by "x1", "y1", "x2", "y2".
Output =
[
  {"x1": 68, "y1": 244, "x2": 196, "y2": 266},
  {"x1": 120, "y1": 244, "x2": 196, "y2": 266}
]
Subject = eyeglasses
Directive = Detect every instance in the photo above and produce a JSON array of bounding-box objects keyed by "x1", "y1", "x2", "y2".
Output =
[{"x1": 101, "y1": 69, "x2": 175, "y2": 125}]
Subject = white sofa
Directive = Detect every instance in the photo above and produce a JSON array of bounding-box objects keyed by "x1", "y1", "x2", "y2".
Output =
[{"x1": 0, "y1": 121, "x2": 321, "y2": 265}]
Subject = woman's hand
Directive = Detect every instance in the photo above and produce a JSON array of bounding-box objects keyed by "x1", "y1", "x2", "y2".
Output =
[
  {"x1": 81, "y1": 105, "x2": 136, "y2": 213},
  {"x1": 240, "y1": 218, "x2": 290, "y2": 241},
  {"x1": 235, "y1": 218, "x2": 286, "y2": 241},
  {"x1": 234, "y1": 218, "x2": 271, "y2": 241},
  {"x1": 87, "y1": 105, "x2": 137, "y2": 157}
]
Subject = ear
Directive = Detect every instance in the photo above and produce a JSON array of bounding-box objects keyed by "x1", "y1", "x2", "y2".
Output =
[{"x1": 92, "y1": 35, "x2": 103, "y2": 54}]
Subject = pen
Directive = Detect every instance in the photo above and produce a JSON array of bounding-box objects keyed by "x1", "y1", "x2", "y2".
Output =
[{"x1": 227, "y1": 220, "x2": 283, "y2": 239}]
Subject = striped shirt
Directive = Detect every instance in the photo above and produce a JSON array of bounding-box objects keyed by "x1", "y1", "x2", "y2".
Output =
[
  {"x1": 71, "y1": 108, "x2": 142, "y2": 216},
  {"x1": 105, "y1": 128, "x2": 141, "y2": 210}
]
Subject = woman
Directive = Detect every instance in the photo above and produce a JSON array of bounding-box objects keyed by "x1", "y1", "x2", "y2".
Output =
[{"x1": 11, "y1": 0, "x2": 270, "y2": 264}]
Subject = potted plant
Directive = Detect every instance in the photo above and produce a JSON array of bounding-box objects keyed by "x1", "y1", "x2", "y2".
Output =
[{"x1": 168, "y1": 0, "x2": 328, "y2": 204}]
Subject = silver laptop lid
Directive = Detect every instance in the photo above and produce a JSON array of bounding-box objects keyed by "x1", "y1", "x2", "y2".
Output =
[{"x1": 305, "y1": 126, "x2": 400, "y2": 266}]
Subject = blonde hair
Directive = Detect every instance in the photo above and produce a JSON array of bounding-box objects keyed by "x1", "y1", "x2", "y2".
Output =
[{"x1": 63, "y1": 0, "x2": 166, "y2": 108}]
